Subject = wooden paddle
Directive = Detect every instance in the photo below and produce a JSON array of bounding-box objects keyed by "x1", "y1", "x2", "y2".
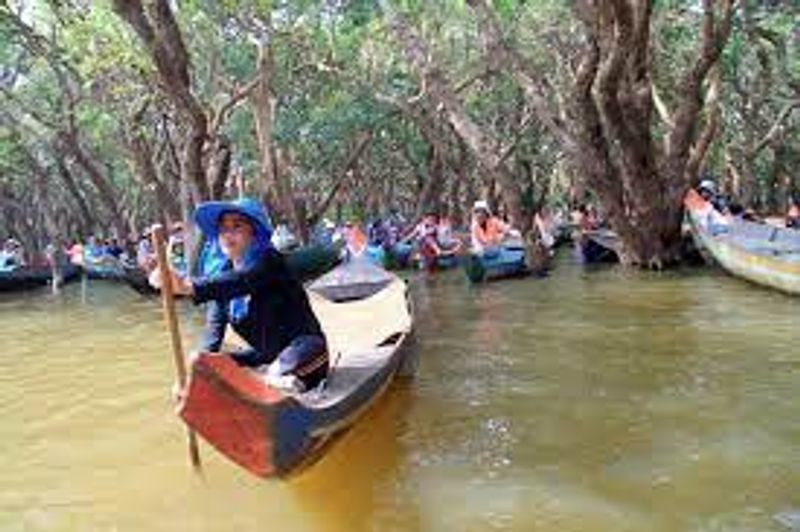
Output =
[{"x1": 151, "y1": 224, "x2": 202, "y2": 471}]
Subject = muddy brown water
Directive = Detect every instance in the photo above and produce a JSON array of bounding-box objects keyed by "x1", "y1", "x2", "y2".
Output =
[{"x1": 1, "y1": 253, "x2": 798, "y2": 531}]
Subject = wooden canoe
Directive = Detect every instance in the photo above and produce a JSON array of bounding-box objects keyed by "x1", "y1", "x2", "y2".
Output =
[
  {"x1": 685, "y1": 189, "x2": 800, "y2": 295},
  {"x1": 464, "y1": 244, "x2": 528, "y2": 283},
  {"x1": 576, "y1": 229, "x2": 620, "y2": 264},
  {"x1": 0, "y1": 263, "x2": 81, "y2": 293},
  {"x1": 82, "y1": 258, "x2": 125, "y2": 280},
  {"x1": 178, "y1": 262, "x2": 414, "y2": 477},
  {"x1": 121, "y1": 264, "x2": 159, "y2": 295}
]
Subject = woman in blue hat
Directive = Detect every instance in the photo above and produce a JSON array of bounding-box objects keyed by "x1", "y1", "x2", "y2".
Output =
[{"x1": 166, "y1": 198, "x2": 328, "y2": 393}]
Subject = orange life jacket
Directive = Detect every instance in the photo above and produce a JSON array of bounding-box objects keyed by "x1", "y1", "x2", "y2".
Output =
[
  {"x1": 346, "y1": 226, "x2": 367, "y2": 255},
  {"x1": 471, "y1": 217, "x2": 508, "y2": 247}
]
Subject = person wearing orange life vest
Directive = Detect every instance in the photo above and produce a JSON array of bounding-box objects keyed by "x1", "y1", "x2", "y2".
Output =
[{"x1": 470, "y1": 200, "x2": 515, "y2": 254}]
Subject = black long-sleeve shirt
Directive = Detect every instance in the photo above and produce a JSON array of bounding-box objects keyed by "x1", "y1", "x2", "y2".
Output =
[{"x1": 192, "y1": 248, "x2": 323, "y2": 359}]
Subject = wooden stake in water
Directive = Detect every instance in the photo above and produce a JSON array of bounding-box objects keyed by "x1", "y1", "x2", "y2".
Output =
[{"x1": 151, "y1": 224, "x2": 201, "y2": 471}]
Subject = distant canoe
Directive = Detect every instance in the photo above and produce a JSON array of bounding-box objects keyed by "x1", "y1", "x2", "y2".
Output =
[
  {"x1": 309, "y1": 259, "x2": 394, "y2": 302},
  {"x1": 415, "y1": 248, "x2": 460, "y2": 271},
  {"x1": 363, "y1": 243, "x2": 414, "y2": 270},
  {"x1": 0, "y1": 263, "x2": 81, "y2": 293},
  {"x1": 685, "y1": 190, "x2": 800, "y2": 295},
  {"x1": 178, "y1": 262, "x2": 414, "y2": 477},
  {"x1": 121, "y1": 264, "x2": 158, "y2": 296},
  {"x1": 464, "y1": 245, "x2": 527, "y2": 283},
  {"x1": 82, "y1": 258, "x2": 125, "y2": 280},
  {"x1": 576, "y1": 229, "x2": 620, "y2": 264}
]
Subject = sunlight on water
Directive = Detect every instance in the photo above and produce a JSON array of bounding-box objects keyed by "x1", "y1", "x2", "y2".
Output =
[{"x1": 1, "y1": 254, "x2": 798, "y2": 531}]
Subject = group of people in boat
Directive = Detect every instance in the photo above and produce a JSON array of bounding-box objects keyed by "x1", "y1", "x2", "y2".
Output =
[
  {"x1": 59, "y1": 226, "x2": 187, "y2": 281},
  {"x1": 7, "y1": 180, "x2": 796, "y2": 398},
  {"x1": 694, "y1": 178, "x2": 800, "y2": 230},
  {"x1": 343, "y1": 200, "x2": 559, "y2": 271}
]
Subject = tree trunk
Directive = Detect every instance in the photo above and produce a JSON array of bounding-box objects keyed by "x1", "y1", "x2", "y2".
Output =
[
  {"x1": 60, "y1": 132, "x2": 128, "y2": 239},
  {"x1": 208, "y1": 135, "x2": 232, "y2": 200},
  {"x1": 127, "y1": 125, "x2": 182, "y2": 222},
  {"x1": 113, "y1": 0, "x2": 211, "y2": 205},
  {"x1": 414, "y1": 145, "x2": 445, "y2": 219},
  {"x1": 249, "y1": 39, "x2": 301, "y2": 235},
  {"x1": 56, "y1": 158, "x2": 95, "y2": 237}
]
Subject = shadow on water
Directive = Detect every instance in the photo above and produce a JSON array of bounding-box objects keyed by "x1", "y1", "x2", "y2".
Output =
[{"x1": 290, "y1": 381, "x2": 419, "y2": 532}]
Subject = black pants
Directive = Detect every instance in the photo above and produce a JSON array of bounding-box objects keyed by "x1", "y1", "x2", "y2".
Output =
[{"x1": 231, "y1": 334, "x2": 329, "y2": 390}]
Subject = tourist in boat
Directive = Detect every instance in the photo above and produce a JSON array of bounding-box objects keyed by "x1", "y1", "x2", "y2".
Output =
[
  {"x1": 690, "y1": 181, "x2": 731, "y2": 232},
  {"x1": 135, "y1": 230, "x2": 156, "y2": 271},
  {"x1": 105, "y1": 238, "x2": 125, "y2": 259},
  {"x1": 84, "y1": 236, "x2": 104, "y2": 261},
  {"x1": 66, "y1": 240, "x2": 84, "y2": 266},
  {"x1": 787, "y1": 195, "x2": 800, "y2": 229},
  {"x1": 727, "y1": 202, "x2": 746, "y2": 222},
  {"x1": 0, "y1": 238, "x2": 24, "y2": 270},
  {"x1": 311, "y1": 218, "x2": 336, "y2": 246},
  {"x1": 570, "y1": 203, "x2": 600, "y2": 234},
  {"x1": 697, "y1": 178, "x2": 729, "y2": 213},
  {"x1": 406, "y1": 209, "x2": 448, "y2": 271},
  {"x1": 342, "y1": 221, "x2": 368, "y2": 260},
  {"x1": 367, "y1": 216, "x2": 392, "y2": 249},
  {"x1": 436, "y1": 214, "x2": 463, "y2": 255},
  {"x1": 534, "y1": 206, "x2": 556, "y2": 251},
  {"x1": 470, "y1": 200, "x2": 514, "y2": 254},
  {"x1": 157, "y1": 198, "x2": 329, "y2": 393}
]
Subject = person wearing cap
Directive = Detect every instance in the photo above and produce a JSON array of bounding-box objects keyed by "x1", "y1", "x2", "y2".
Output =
[
  {"x1": 787, "y1": 195, "x2": 800, "y2": 229},
  {"x1": 697, "y1": 179, "x2": 717, "y2": 203},
  {"x1": 697, "y1": 178, "x2": 728, "y2": 213},
  {"x1": 161, "y1": 197, "x2": 328, "y2": 393},
  {"x1": 692, "y1": 179, "x2": 731, "y2": 232},
  {"x1": 470, "y1": 201, "x2": 512, "y2": 254}
]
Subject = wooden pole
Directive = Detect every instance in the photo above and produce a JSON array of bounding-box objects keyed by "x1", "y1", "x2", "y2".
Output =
[{"x1": 151, "y1": 224, "x2": 202, "y2": 470}]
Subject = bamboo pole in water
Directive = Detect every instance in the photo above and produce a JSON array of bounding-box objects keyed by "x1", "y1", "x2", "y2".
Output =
[{"x1": 151, "y1": 224, "x2": 202, "y2": 471}]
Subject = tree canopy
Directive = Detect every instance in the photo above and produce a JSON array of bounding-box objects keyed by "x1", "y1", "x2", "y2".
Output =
[{"x1": 1, "y1": 0, "x2": 797, "y2": 265}]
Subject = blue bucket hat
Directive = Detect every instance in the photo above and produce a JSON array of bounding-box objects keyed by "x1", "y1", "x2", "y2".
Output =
[
  {"x1": 194, "y1": 198, "x2": 275, "y2": 280},
  {"x1": 194, "y1": 197, "x2": 273, "y2": 243}
]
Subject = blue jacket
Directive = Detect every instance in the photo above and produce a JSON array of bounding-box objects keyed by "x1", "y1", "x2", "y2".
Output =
[{"x1": 193, "y1": 248, "x2": 323, "y2": 358}]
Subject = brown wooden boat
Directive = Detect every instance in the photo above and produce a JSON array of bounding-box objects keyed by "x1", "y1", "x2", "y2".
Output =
[{"x1": 177, "y1": 261, "x2": 414, "y2": 477}]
